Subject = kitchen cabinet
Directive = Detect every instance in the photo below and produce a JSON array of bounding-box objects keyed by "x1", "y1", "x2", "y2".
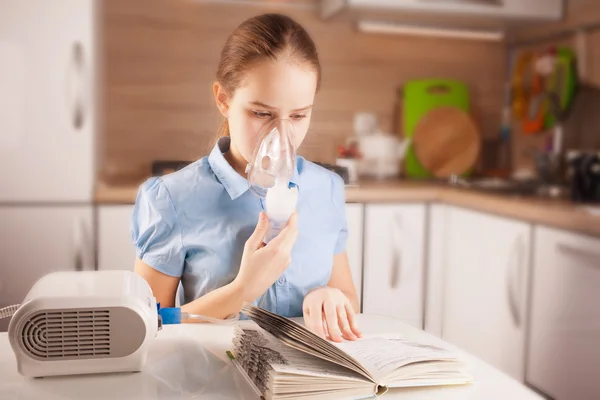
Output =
[
  {"x1": 0, "y1": 206, "x2": 94, "y2": 332},
  {"x1": 98, "y1": 206, "x2": 136, "y2": 271},
  {"x1": 527, "y1": 226, "x2": 600, "y2": 400},
  {"x1": 441, "y1": 206, "x2": 531, "y2": 382},
  {"x1": 362, "y1": 204, "x2": 426, "y2": 329},
  {"x1": 345, "y1": 203, "x2": 364, "y2": 309},
  {"x1": 0, "y1": 0, "x2": 98, "y2": 202},
  {"x1": 98, "y1": 205, "x2": 187, "y2": 306}
]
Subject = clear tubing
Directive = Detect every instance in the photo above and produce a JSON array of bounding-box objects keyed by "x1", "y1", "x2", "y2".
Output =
[{"x1": 0, "y1": 304, "x2": 19, "y2": 320}]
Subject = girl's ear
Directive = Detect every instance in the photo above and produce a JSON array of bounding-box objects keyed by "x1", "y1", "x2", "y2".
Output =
[{"x1": 213, "y1": 81, "x2": 230, "y2": 118}]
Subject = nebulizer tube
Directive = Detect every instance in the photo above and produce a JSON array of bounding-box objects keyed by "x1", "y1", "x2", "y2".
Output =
[
  {"x1": 247, "y1": 118, "x2": 299, "y2": 243},
  {"x1": 158, "y1": 305, "x2": 240, "y2": 325}
]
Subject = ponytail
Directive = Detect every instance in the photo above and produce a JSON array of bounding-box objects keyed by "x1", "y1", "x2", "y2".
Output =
[
  {"x1": 217, "y1": 118, "x2": 230, "y2": 137},
  {"x1": 209, "y1": 118, "x2": 230, "y2": 153}
]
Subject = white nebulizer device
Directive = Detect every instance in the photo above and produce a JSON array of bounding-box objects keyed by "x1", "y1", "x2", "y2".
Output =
[{"x1": 246, "y1": 118, "x2": 299, "y2": 243}]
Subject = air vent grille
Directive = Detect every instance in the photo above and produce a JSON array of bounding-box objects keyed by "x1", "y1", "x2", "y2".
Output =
[{"x1": 20, "y1": 309, "x2": 112, "y2": 360}]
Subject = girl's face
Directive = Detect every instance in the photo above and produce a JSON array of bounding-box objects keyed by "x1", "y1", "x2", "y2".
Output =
[{"x1": 214, "y1": 58, "x2": 318, "y2": 165}]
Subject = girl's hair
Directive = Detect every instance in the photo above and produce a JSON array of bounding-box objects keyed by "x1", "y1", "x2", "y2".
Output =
[{"x1": 215, "y1": 13, "x2": 321, "y2": 137}]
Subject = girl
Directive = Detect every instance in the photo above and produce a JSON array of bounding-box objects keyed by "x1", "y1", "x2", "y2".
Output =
[{"x1": 132, "y1": 13, "x2": 361, "y2": 342}]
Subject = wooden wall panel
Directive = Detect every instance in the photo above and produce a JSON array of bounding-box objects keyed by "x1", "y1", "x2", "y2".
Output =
[
  {"x1": 100, "y1": 0, "x2": 506, "y2": 184},
  {"x1": 507, "y1": 0, "x2": 600, "y2": 47},
  {"x1": 589, "y1": 30, "x2": 600, "y2": 86}
]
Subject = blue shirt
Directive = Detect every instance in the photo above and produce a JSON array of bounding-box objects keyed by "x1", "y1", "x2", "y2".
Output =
[{"x1": 131, "y1": 137, "x2": 348, "y2": 318}]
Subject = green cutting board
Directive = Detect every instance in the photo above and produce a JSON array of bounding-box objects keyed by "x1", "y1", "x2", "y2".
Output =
[{"x1": 403, "y1": 79, "x2": 470, "y2": 178}]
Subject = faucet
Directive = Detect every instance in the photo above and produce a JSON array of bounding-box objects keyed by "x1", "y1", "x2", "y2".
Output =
[{"x1": 527, "y1": 91, "x2": 569, "y2": 193}]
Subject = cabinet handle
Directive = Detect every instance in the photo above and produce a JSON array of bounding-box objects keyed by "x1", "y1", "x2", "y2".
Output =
[
  {"x1": 506, "y1": 234, "x2": 524, "y2": 328},
  {"x1": 73, "y1": 218, "x2": 83, "y2": 271},
  {"x1": 557, "y1": 242, "x2": 600, "y2": 262},
  {"x1": 73, "y1": 217, "x2": 92, "y2": 271},
  {"x1": 74, "y1": 248, "x2": 83, "y2": 271},
  {"x1": 516, "y1": 234, "x2": 526, "y2": 325},
  {"x1": 420, "y1": 0, "x2": 502, "y2": 6},
  {"x1": 66, "y1": 41, "x2": 86, "y2": 130},
  {"x1": 390, "y1": 214, "x2": 402, "y2": 289}
]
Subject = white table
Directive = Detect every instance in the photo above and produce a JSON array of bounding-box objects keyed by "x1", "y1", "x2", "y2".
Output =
[{"x1": 0, "y1": 314, "x2": 543, "y2": 400}]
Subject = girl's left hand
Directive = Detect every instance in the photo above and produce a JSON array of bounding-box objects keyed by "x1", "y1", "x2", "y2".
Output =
[{"x1": 302, "y1": 287, "x2": 362, "y2": 342}]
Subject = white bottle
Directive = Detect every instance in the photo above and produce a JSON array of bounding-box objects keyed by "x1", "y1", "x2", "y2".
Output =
[{"x1": 264, "y1": 184, "x2": 298, "y2": 243}]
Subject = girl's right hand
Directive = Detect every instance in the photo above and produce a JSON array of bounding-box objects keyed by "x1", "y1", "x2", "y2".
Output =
[{"x1": 234, "y1": 211, "x2": 299, "y2": 302}]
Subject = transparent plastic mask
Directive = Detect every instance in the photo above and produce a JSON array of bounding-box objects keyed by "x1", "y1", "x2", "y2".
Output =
[{"x1": 246, "y1": 118, "x2": 297, "y2": 198}]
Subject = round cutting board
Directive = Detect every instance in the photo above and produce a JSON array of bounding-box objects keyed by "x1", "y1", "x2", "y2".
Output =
[{"x1": 412, "y1": 107, "x2": 481, "y2": 178}]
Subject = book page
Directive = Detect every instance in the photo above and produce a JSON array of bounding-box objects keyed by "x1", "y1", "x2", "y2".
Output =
[
  {"x1": 270, "y1": 338, "x2": 368, "y2": 382},
  {"x1": 333, "y1": 334, "x2": 461, "y2": 382},
  {"x1": 239, "y1": 303, "x2": 471, "y2": 391},
  {"x1": 240, "y1": 303, "x2": 376, "y2": 382},
  {"x1": 232, "y1": 324, "x2": 374, "y2": 399}
]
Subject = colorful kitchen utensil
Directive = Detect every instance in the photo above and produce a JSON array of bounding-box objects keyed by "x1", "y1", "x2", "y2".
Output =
[
  {"x1": 511, "y1": 51, "x2": 534, "y2": 120},
  {"x1": 523, "y1": 51, "x2": 550, "y2": 135},
  {"x1": 544, "y1": 47, "x2": 577, "y2": 128},
  {"x1": 402, "y1": 79, "x2": 470, "y2": 178},
  {"x1": 412, "y1": 107, "x2": 481, "y2": 178}
]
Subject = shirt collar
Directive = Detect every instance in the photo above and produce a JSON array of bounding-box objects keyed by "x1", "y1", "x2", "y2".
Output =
[{"x1": 208, "y1": 136, "x2": 300, "y2": 200}]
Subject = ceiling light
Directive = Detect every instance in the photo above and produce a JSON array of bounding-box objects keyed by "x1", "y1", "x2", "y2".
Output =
[{"x1": 357, "y1": 20, "x2": 504, "y2": 42}]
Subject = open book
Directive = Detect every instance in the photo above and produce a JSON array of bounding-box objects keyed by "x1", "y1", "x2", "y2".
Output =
[{"x1": 230, "y1": 303, "x2": 473, "y2": 400}]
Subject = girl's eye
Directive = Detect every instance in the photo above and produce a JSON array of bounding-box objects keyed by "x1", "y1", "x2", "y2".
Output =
[
  {"x1": 291, "y1": 114, "x2": 306, "y2": 120},
  {"x1": 252, "y1": 111, "x2": 271, "y2": 119}
]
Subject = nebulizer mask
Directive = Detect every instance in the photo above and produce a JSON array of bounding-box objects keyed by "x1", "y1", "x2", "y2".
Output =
[{"x1": 246, "y1": 118, "x2": 299, "y2": 243}]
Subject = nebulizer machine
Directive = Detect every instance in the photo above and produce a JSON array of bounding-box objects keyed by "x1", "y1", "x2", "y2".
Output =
[
  {"x1": 247, "y1": 118, "x2": 299, "y2": 243},
  {"x1": 0, "y1": 119, "x2": 298, "y2": 379},
  {"x1": 1, "y1": 269, "x2": 243, "y2": 379}
]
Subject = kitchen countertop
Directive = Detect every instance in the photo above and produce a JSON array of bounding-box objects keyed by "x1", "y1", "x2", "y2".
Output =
[
  {"x1": 95, "y1": 180, "x2": 600, "y2": 238},
  {"x1": 0, "y1": 314, "x2": 542, "y2": 399}
]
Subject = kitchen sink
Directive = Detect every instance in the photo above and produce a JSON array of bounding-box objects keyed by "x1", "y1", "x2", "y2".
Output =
[{"x1": 447, "y1": 177, "x2": 569, "y2": 199}]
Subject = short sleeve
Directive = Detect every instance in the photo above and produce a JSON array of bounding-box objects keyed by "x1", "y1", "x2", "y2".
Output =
[
  {"x1": 131, "y1": 177, "x2": 185, "y2": 277},
  {"x1": 331, "y1": 174, "x2": 348, "y2": 254}
]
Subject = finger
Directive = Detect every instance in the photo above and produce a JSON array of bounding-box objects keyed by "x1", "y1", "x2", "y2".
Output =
[
  {"x1": 345, "y1": 303, "x2": 362, "y2": 338},
  {"x1": 246, "y1": 212, "x2": 269, "y2": 250},
  {"x1": 281, "y1": 212, "x2": 299, "y2": 251},
  {"x1": 303, "y1": 306, "x2": 313, "y2": 332},
  {"x1": 310, "y1": 303, "x2": 326, "y2": 339},
  {"x1": 278, "y1": 227, "x2": 299, "y2": 255},
  {"x1": 337, "y1": 304, "x2": 357, "y2": 341},
  {"x1": 286, "y1": 210, "x2": 298, "y2": 229},
  {"x1": 324, "y1": 301, "x2": 342, "y2": 342},
  {"x1": 322, "y1": 317, "x2": 330, "y2": 341}
]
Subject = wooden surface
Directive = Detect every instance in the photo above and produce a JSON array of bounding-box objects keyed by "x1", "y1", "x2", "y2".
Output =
[
  {"x1": 412, "y1": 107, "x2": 481, "y2": 178},
  {"x1": 95, "y1": 180, "x2": 600, "y2": 238},
  {"x1": 100, "y1": 0, "x2": 505, "y2": 184}
]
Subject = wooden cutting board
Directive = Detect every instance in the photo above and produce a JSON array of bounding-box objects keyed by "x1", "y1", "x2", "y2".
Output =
[{"x1": 412, "y1": 107, "x2": 481, "y2": 178}]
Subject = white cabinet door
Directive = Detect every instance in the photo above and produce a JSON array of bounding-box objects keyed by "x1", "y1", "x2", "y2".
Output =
[
  {"x1": 442, "y1": 207, "x2": 531, "y2": 381},
  {"x1": 527, "y1": 226, "x2": 600, "y2": 400},
  {"x1": 0, "y1": 206, "x2": 94, "y2": 331},
  {"x1": 98, "y1": 206, "x2": 136, "y2": 271},
  {"x1": 0, "y1": 0, "x2": 97, "y2": 201},
  {"x1": 345, "y1": 204, "x2": 363, "y2": 309},
  {"x1": 362, "y1": 204, "x2": 426, "y2": 329}
]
